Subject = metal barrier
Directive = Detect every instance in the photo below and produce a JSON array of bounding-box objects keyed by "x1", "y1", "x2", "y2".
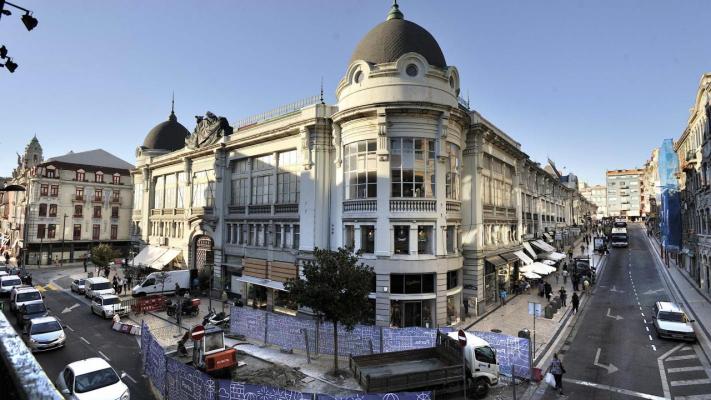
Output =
[
  {"x1": 128, "y1": 295, "x2": 166, "y2": 314},
  {"x1": 0, "y1": 307, "x2": 62, "y2": 399}
]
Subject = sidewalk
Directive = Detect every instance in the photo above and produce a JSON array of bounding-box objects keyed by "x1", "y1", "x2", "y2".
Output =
[{"x1": 459, "y1": 234, "x2": 604, "y2": 363}]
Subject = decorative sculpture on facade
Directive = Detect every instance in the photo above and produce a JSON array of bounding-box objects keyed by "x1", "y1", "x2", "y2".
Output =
[{"x1": 185, "y1": 112, "x2": 233, "y2": 149}]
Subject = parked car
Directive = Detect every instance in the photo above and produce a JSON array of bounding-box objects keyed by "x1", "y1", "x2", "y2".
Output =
[
  {"x1": 0, "y1": 274, "x2": 23, "y2": 296},
  {"x1": 10, "y1": 286, "x2": 42, "y2": 312},
  {"x1": 132, "y1": 269, "x2": 190, "y2": 297},
  {"x1": 55, "y1": 357, "x2": 129, "y2": 400},
  {"x1": 17, "y1": 301, "x2": 49, "y2": 330},
  {"x1": 70, "y1": 278, "x2": 87, "y2": 294},
  {"x1": 91, "y1": 294, "x2": 129, "y2": 319},
  {"x1": 652, "y1": 301, "x2": 697, "y2": 341},
  {"x1": 84, "y1": 277, "x2": 115, "y2": 299},
  {"x1": 24, "y1": 316, "x2": 66, "y2": 352}
]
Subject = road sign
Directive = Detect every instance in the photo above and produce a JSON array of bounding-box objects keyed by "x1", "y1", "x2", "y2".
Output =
[
  {"x1": 191, "y1": 325, "x2": 205, "y2": 341},
  {"x1": 528, "y1": 301, "x2": 542, "y2": 317},
  {"x1": 457, "y1": 329, "x2": 467, "y2": 347}
]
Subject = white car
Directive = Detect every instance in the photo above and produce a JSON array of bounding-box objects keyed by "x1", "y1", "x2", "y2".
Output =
[
  {"x1": 0, "y1": 274, "x2": 23, "y2": 296},
  {"x1": 10, "y1": 286, "x2": 42, "y2": 312},
  {"x1": 653, "y1": 301, "x2": 697, "y2": 341},
  {"x1": 24, "y1": 316, "x2": 66, "y2": 352},
  {"x1": 91, "y1": 294, "x2": 129, "y2": 319},
  {"x1": 84, "y1": 277, "x2": 115, "y2": 299},
  {"x1": 70, "y1": 278, "x2": 87, "y2": 294},
  {"x1": 55, "y1": 357, "x2": 129, "y2": 400}
]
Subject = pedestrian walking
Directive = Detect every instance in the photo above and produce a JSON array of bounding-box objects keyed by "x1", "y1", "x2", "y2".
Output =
[
  {"x1": 583, "y1": 278, "x2": 590, "y2": 295},
  {"x1": 559, "y1": 287, "x2": 567, "y2": 306},
  {"x1": 117, "y1": 279, "x2": 123, "y2": 295},
  {"x1": 580, "y1": 244, "x2": 585, "y2": 254},
  {"x1": 548, "y1": 353, "x2": 566, "y2": 395},
  {"x1": 562, "y1": 269, "x2": 569, "y2": 284},
  {"x1": 544, "y1": 282, "x2": 552, "y2": 302},
  {"x1": 3, "y1": 252, "x2": 9, "y2": 265},
  {"x1": 127, "y1": 275, "x2": 133, "y2": 293},
  {"x1": 538, "y1": 281, "x2": 545, "y2": 297},
  {"x1": 83, "y1": 256, "x2": 88, "y2": 272},
  {"x1": 555, "y1": 271, "x2": 560, "y2": 284},
  {"x1": 104, "y1": 266, "x2": 110, "y2": 279},
  {"x1": 463, "y1": 297, "x2": 469, "y2": 317},
  {"x1": 572, "y1": 292, "x2": 580, "y2": 313},
  {"x1": 123, "y1": 277, "x2": 129, "y2": 293}
]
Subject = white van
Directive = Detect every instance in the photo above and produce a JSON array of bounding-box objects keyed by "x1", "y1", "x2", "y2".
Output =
[
  {"x1": 132, "y1": 270, "x2": 190, "y2": 297},
  {"x1": 84, "y1": 277, "x2": 115, "y2": 299},
  {"x1": 10, "y1": 286, "x2": 42, "y2": 312},
  {"x1": 0, "y1": 275, "x2": 24, "y2": 296}
]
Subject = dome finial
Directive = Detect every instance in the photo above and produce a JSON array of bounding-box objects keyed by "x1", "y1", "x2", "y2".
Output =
[
  {"x1": 387, "y1": 0, "x2": 403, "y2": 21},
  {"x1": 169, "y1": 92, "x2": 177, "y2": 122}
]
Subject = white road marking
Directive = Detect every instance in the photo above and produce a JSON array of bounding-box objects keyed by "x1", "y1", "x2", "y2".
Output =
[
  {"x1": 667, "y1": 366, "x2": 706, "y2": 373},
  {"x1": 652, "y1": 345, "x2": 657, "y2": 351},
  {"x1": 121, "y1": 371, "x2": 138, "y2": 384},
  {"x1": 667, "y1": 355, "x2": 698, "y2": 362},
  {"x1": 65, "y1": 325, "x2": 74, "y2": 332},
  {"x1": 670, "y1": 378, "x2": 711, "y2": 387},
  {"x1": 644, "y1": 319, "x2": 648, "y2": 324},
  {"x1": 674, "y1": 394, "x2": 711, "y2": 400},
  {"x1": 641, "y1": 312, "x2": 645, "y2": 317},
  {"x1": 593, "y1": 347, "x2": 619, "y2": 374},
  {"x1": 80, "y1": 336, "x2": 90, "y2": 344},
  {"x1": 563, "y1": 378, "x2": 666, "y2": 400},
  {"x1": 646, "y1": 326, "x2": 650, "y2": 332},
  {"x1": 659, "y1": 343, "x2": 685, "y2": 398},
  {"x1": 98, "y1": 350, "x2": 111, "y2": 361},
  {"x1": 649, "y1": 335, "x2": 653, "y2": 341},
  {"x1": 680, "y1": 346, "x2": 694, "y2": 352}
]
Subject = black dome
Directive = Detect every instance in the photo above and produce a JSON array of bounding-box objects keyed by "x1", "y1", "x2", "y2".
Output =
[
  {"x1": 350, "y1": 14, "x2": 446, "y2": 68},
  {"x1": 142, "y1": 111, "x2": 190, "y2": 152}
]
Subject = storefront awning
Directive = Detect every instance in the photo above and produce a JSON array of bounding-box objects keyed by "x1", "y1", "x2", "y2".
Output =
[
  {"x1": 233, "y1": 275, "x2": 287, "y2": 291},
  {"x1": 541, "y1": 252, "x2": 566, "y2": 262},
  {"x1": 522, "y1": 242, "x2": 538, "y2": 260},
  {"x1": 485, "y1": 256, "x2": 508, "y2": 267},
  {"x1": 132, "y1": 245, "x2": 168, "y2": 267},
  {"x1": 532, "y1": 240, "x2": 556, "y2": 253},
  {"x1": 513, "y1": 250, "x2": 533, "y2": 265},
  {"x1": 543, "y1": 233, "x2": 553, "y2": 241},
  {"x1": 149, "y1": 248, "x2": 181, "y2": 270},
  {"x1": 500, "y1": 252, "x2": 519, "y2": 263}
]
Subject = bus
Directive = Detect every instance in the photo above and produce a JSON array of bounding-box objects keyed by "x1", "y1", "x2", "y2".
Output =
[{"x1": 610, "y1": 227, "x2": 628, "y2": 247}]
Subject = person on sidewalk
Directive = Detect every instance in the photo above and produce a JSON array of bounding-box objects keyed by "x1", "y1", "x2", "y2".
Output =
[
  {"x1": 544, "y1": 282, "x2": 552, "y2": 302},
  {"x1": 583, "y1": 278, "x2": 590, "y2": 295},
  {"x1": 123, "y1": 277, "x2": 129, "y2": 293},
  {"x1": 559, "y1": 287, "x2": 567, "y2": 306},
  {"x1": 572, "y1": 292, "x2": 580, "y2": 313},
  {"x1": 548, "y1": 353, "x2": 566, "y2": 395},
  {"x1": 127, "y1": 275, "x2": 132, "y2": 293},
  {"x1": 562, "y1": 269, "x2": 569, "y2": 284},
  {"x1": 538, "y1": 281, "x2": 545, "y2": 297}
]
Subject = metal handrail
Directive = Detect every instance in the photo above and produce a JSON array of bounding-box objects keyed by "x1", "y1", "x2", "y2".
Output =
[{"x1": 234, "y1": 95, "x2": 320, "y2": 129}]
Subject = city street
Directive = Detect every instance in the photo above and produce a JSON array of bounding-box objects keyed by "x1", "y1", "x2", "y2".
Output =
[
  {"x1": 541, "y1": 224, "x2": 711, "y2": 399},
  {"x1": 0, "y1": 266, "x2": 152, "y2": 400}
]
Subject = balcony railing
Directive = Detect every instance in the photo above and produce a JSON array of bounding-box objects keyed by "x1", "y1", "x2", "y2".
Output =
[
  {"x1": 275, "y1": 203, "x2": 298, "y2": 214},
  {"x1": 343, "y1": 199, "x2": 377, "y2": 213},
  {"x1": 390, "y1": 198, "x2": 436, "y2": 212},
  {"x1": 92, "y1": 197, "x2": 103, "y2": 203},
  {"x1": 248, "y1": 205, "x2": 271, "y2": 214},
  {"x1": 229, "y1": 205, "x2": 246, "y2": 214},
  {"x1": 446, "y1": 201, "x2": 461, "y2": 213},
  {"x1": 74, "y1": 195, "x2": 84, "y2": 201}
]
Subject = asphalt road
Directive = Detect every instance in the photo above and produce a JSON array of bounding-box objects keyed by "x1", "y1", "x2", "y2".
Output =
[
  {"x1": 1, "y1": 269, "x2": 153, "y2": 400},
  {"x1": 542, "y1": 224, "x2": 711, "y2": 399}
]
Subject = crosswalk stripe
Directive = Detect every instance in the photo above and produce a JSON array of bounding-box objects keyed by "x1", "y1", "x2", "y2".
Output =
[
  {"x1": 667, "y1": 366, "x2": 706, "y2": 373},
  {"x1": 667, "y1": 355, "x2": 698, "y2": 362},
  {"x1": 680, "y1": 346, "x2": 694, "y2": 352},
  {"x1": 670, "y1": 378, "x2": 711, "y2": 387},
  {"x1": 675, "y1": 395, "x2": 711, "y2": 400}
]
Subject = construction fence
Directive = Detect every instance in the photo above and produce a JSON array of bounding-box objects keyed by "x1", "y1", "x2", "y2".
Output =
[
  {"x1": 229, "y1": 306, "x2": 532, "y2": 380},
  {"x1": 140, "y1": 322, "x2": 433, "y2": 400}
]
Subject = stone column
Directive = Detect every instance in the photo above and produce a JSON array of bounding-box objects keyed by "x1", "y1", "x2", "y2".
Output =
[
  {"x1": 375, "y1": 110, "x2": 391, "y2": 257},
  {"x1": 375, "y1": 273, "x2": 391, "y2": 327},
  {"x1": 435, "y1": 271, "x2": 447, "y2": 326}
]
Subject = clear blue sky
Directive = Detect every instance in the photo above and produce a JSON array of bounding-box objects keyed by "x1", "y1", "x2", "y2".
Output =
[{"x1": 1, "y1": 1, "x2": 709, "y2": 185}]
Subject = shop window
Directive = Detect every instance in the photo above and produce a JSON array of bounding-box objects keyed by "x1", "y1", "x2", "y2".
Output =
[
  {"x1": 393, "y1": 225, "x2": 409, "y2": 255},
  {"x1": 344, "y1": 225, "x2": 355, "y2": 249},
  {"x1": 390, "y1": 273, "x2": 435, "y2": 294},
  {"x1": 417, "y1": 226, "x2": 433, "y2": 254},
  {"x1": 38, "y1": 203, "x2": 47, "y2": 217},
  {"x1": 447, "y1": 270, "x2": 459, "y2": 290},
  {"x1": 360, "y1": 225, "x2": 375, "y2": 254}
]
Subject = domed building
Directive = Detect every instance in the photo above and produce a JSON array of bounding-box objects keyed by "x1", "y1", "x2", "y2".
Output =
[{"x1": 131, "y1": 2, "x2": 594, "y2": 326}]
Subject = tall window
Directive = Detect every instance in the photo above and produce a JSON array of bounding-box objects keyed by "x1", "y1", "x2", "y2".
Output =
[
  {"x1": 110, "y1": 225, "x2": 118, "y2": 240},
  {"x1": 391, "y1": 138, "x2": 435, "y2": 197},
  {"x1": 112, "y1": 174, "x2": 121, "y2": 184},
  {"x1": 76, "y1": 187, "x2": 84, "y2": 200},
  {"x1": 176, "y1": 173, "x2": 186, "y2": 208},
  {"x1": 394, "y1": 225, "x2": 410, "y2": 254},
  {"x1": 446, "y1": 225, "x2": 457, "y2": 254},
  {"x1": 49, "y1": 204, "x2": 57, "y2": 217},
  {"x1": 76, "y1": 170, "x2": 85, "y2": 181},
  {"x1": 154, "y1": 176, "x2": 164, "y2": 209},
  {"x1": 275, "y1": 224, "x2": 282, "y2": 247},
  {"x1": 112, "y1": 191, "x2": 120, "y2": 203},
  {"x1": 74, "y1": 205, "x2": 83, "y2": 217},
  {"x1": 50, "y1": 185, "x2": 59, "y2": 197},
  {"x1": 361, "y1": 225, "x2": 375, "y2": 254},
  {"x1": 92, "y1": 224, "x2": 100, "y2": 240},
  {"x1": 37, "y1": 224, "x2": 46, "y2": 239},
  {"x1": 40, "y1": 184, "x2": 48, "y2": 196},
  {"x1": 164, "y1": 175, "x2": 176, "y2": 208},
  {"x1": 445, "y1": 143, "x2": 461, "y2": 200},
  {"x1": 94, "y1": 188, "x2": 103, "y2": 202},
  {"x1": 111, "y1": 206, "x2": 119, "y2": 218},
  {"x1": 38, "y1": 203, "x2": 47, "y2": 217},
  {"x1": 73, "y1": 224, "x2": 81, "y2": 240},
  {"x1": 191, "y1": 171, "x2": 215, "y2": 208},
  {"x1": 344, "y1": 140, "x2": 377, "y2": 199},
  {"x1": 95, "y1": 172, "x2": 103, "y2": 182},
  {"x1": 230, "y1": 160, "x2": 249, "y2": 206},
  {"x1": 344, "y1": 225, "x2": 355, "y2": 249},
  {"x1": 417, "y1": 226, "x2": 433, "y2": 254},
  {"x1": 93, "y1": 206, "x2": 101, "y2": 218},
  {"x1": 252, "y1": 176, "x2": 272, "y2": 205},
  {"x1": 277, "y1": 150, "x2": 299, "y2": 203},
  {"x1": 47, "y1": 224, "x2": 56, "y2": 239},
  {"x1": 46, "y1": 168, "x2": 55, "y2": 178},
  {"x1": 133, "y1": 183, "x2": 143, "y2": 208},
  {"x1": 293, "y1": 225, "x2": 300, "y2": 249}
]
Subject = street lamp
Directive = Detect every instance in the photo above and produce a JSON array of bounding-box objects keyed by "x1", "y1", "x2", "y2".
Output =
[{"x1": 0, "y1": 1, "x2": 39, "y2": 31}]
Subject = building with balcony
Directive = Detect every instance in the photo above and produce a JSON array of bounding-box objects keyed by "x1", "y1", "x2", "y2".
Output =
[
  {"x1": 0, "y1": 138, "x2": 134, "y2": 264},
  {"x1": 581, "y1": 184, "x2": 607, "y2": 219},
  {"x1": 606, "y1": 169, "x2": 643, "y2": 219},
  {"x1": 675, "y1": 73, "x2": 711, "y2": 291},
  {"x1": 131, "y1": 2, "x2": 592, "y2": 327}
]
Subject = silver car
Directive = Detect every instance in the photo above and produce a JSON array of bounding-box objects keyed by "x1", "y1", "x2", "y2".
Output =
[
  {"x1": 70, "y1": 278, "x2": 86, "y2": 294},
  {"x1": 91, "y1": 294, "x2": 128, "y2": 319},
  {"x1": 24, "y1": 316, "x2": 66, "y2": 352}
]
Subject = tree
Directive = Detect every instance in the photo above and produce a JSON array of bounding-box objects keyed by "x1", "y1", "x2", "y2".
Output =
[
  {"x1": 284, "y1": 247, "x2": 374, "y2": 373},
  {"x1": 90, "y1": 244, "x2": 117, "y2": 268}
]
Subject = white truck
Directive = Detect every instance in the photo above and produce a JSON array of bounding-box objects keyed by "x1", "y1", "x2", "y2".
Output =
[
  {"x1": 350, "y1": 330, "x2": 500, "y2": 398},
  {"x1": 132, "y1": 270, "x2": 191, "y2": 297}
]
